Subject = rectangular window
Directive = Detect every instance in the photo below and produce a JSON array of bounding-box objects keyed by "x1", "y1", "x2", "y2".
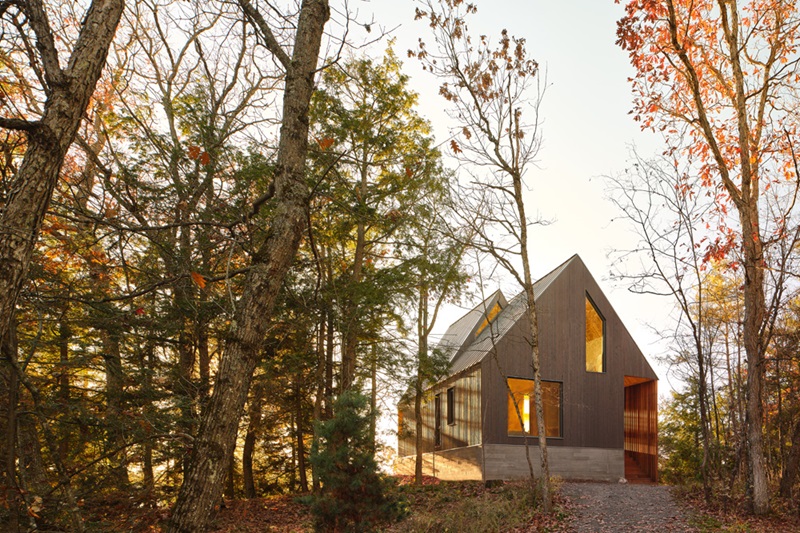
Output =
[
  {"x1": 434, "y1": 393, "x2": 442, "y2": 447},
  {"x1": 507, "y1": 378, "x2": 561, "y2": 438},
  {"x1": 586, "y1": 295, "x2": 605, "y2": 372},
  {"x1": 447, "y1": 387, "x2": 455, "y2": 425}
]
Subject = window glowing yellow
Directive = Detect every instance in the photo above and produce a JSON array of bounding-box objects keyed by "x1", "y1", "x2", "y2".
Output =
[
  {"x1": 523, "y1": 394, "x2": 530, "y2": 433},
  {"x1": 586, "y1": 296, "x2": 605, "y2": 372},
  {"x1": 507, "y1": 378, "x2": 561, "y2": 437},
  {"x1": 475, "y1": 302, "x2": 502, "y2": 337}
]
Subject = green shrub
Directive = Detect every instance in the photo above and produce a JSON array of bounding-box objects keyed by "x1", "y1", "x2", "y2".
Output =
[{"x1": 310, "y1": 391, "x2": 406, "y2": 532}]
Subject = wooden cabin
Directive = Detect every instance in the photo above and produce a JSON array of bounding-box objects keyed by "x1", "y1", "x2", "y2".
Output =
[{"x1": 395, "y1": 254, "x2": 658, "y2": 483}]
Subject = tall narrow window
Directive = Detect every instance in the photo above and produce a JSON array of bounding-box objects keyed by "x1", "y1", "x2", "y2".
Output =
[
  {"x1": 585, "y1": 295, "x2": 605, "y2": 372},
  {"x1": 434, "y1": 394, "x2": 442, "y2": 448},
  {"x1": 507, "y1": 378, "x2": 561, "y2": 437},
  {"x1": 446, "y1": 387, "x2": 455, "y2": 425}
]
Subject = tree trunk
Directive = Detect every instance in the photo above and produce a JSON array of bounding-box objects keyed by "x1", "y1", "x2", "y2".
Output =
[
  {"x1": 740, "y1": 209, "x2": 769, "y2": 514},
  {"x1": 295, "y1": 381, "x2": 309, "y2": 492},
  {"x1": 224, "y1": 449, "x2": 236, "y2": 500},
  {"x1": 242, "y1": 380, "x2": 264, "y2": 499},
  {"x1": 2, "y1": 319, "x2": 20, "y2": 531},
  {"x1": 103, "y1": 330, "x2": 129, "y2": 490},
  {"x1": 17, "y1": 411, "x2": 48, "y2": 530},
  {"x1": 176, "y1": 323, "x2": 196, "y2": 476},
  {"x1": 513, "y1": 170, "x2": 552, "y2": 512},
  {"x1": 0, "y1": 0, "x2": 125, "y2": 343},
  {"x1": 414, "y1": 282, "x2": 429, "y2": 484},
  {"x1": 167, "y1": 2, "x2": 329, "y2": 530},
  {"x1": 140, "y1": 342, "x2": 156, "y2": 498},
  {"x1": 311, "y1": 309, "x2": 326, "y2": 492},
  {"x1": 340, "y1": 165, "x2": 369, "y2": 392},
  {"x1": 198, "y1": 324, "x2": 211, "y2": 408},
  {"x1": 779, "y1": 415, "x2": 800, "y2": 498},
  {"x1": 325, "y1": 308, "x2": 335, "y2": 419},
  {"x1": 369, "y1": 345, "x2": 377, "y2": 455},
  {"x1": 694, "y1": 333, "x2": 713, "y2": 503},
  {"x1": 58, "y1": 318, "x2": 71, "y2": 464}
]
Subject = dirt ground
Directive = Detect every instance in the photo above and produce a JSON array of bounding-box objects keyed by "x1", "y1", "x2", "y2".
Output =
[{"x1": 559, "y1": 481, "x2": 693, "y2": 532}]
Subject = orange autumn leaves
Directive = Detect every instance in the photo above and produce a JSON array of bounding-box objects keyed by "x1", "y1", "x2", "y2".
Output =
[
  {"x1": 616, "y1": 0, "x2": 800, "y2": 217},
  {"x1": 187, "y1": 144, "x2": 211, "y2": 166}
]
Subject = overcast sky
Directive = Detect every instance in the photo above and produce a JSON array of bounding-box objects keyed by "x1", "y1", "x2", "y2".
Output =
[{"x1": 353, "y1": 1, "x2": 680, "y2": 390}]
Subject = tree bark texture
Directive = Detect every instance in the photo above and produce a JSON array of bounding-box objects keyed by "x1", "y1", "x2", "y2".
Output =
[
  {"x1": 0, "y1": 0, "x2": 125, "y2": 343},
  {"x1": 167, "y1": 1, "x2": 330, "y2": 530},
  {"x1": 2, "y1": 321, "x2": 20, "y2": 531}
]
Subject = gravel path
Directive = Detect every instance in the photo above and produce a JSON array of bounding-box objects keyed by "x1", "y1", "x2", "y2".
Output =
[{"x1": 560, "y1": 481, "x2": 694, "y2": 532}]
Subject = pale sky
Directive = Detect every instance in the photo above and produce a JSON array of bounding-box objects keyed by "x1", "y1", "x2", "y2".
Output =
[{"x1": 354, "y1": 1, "x2": 678, "y2": 389}]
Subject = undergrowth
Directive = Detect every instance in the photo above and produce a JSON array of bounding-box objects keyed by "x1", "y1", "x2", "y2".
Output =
[{"x1": 386, "y1": 479, "x2": 568, "y2": 533}]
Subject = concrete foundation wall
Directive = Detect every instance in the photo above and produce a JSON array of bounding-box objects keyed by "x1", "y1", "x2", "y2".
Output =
[
  {"x1": 394, "y1": 445, "x2": 483, "y2": 481},
  {"x1": 483, "y1": 444, "x2": 623, "y2": 482},
  {"x1": 395, "y1": 444, "x2": 623, "y2": 482}
]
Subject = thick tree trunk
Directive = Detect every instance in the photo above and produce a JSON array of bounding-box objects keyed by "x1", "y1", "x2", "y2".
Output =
[
  {"x1": 2, "y1": 320, "x2": 20, "y2": 531},
  {"x1": 167, "y1": 2, "x2": 329, "y2": 530},
  {"x1": 739, "y1": 209, "x2": 769, "y2": 514},
  {"x1": 0, "y1": 0, "x2": 125, "y2": 343}
]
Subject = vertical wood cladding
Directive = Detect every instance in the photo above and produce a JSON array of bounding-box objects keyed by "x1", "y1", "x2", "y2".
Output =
[
  {"x1": 625, "y1": 379, "x2": 658, "y2": 481},
  {"x1": 398, "y1": 254, "x2": 659, "y2": 482},
  {"x1": 482, "y1": 256, "x2": 658, "y2": 449},
  {"x1": 397, "y1": 367, "x2": 482, "y2": 457}
]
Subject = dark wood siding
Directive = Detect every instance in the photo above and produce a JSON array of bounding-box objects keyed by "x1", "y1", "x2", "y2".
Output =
[{"x1": 482, "y1": 256, "x2": 658, "y2": 449}]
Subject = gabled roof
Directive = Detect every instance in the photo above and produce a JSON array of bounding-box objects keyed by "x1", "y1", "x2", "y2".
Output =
[
  {"x1": 436, "y1": 289, "x2": 507, "y2": 362},
  {"x1": 441, "y1": 254, "x2": 580, "y2": 377}
]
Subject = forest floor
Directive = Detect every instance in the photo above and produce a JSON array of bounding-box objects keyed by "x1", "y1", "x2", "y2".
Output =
[{"x1": 91, "y1": 477, "x2": 800, "y2": 532}]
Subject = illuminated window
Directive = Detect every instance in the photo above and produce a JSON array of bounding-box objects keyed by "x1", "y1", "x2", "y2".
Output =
[
  {"x1": 475, "y1": 302, "x2": 503, "y2": 336},
  {"x1": 507, "y1": 378, "x2": 561, "y2": 437},
  {"x1": 585, "y1": 295, "x2": 605, "y2": 373}
]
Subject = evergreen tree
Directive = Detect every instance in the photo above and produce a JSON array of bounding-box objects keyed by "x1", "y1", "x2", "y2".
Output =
[{"x1": 310, "y1": 391, "x2": 405, "y2": 532}]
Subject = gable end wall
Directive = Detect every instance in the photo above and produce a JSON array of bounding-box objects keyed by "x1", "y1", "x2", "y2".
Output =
[{"x1": 482, "y1": 256, "x2": 657, "y2": 450}]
